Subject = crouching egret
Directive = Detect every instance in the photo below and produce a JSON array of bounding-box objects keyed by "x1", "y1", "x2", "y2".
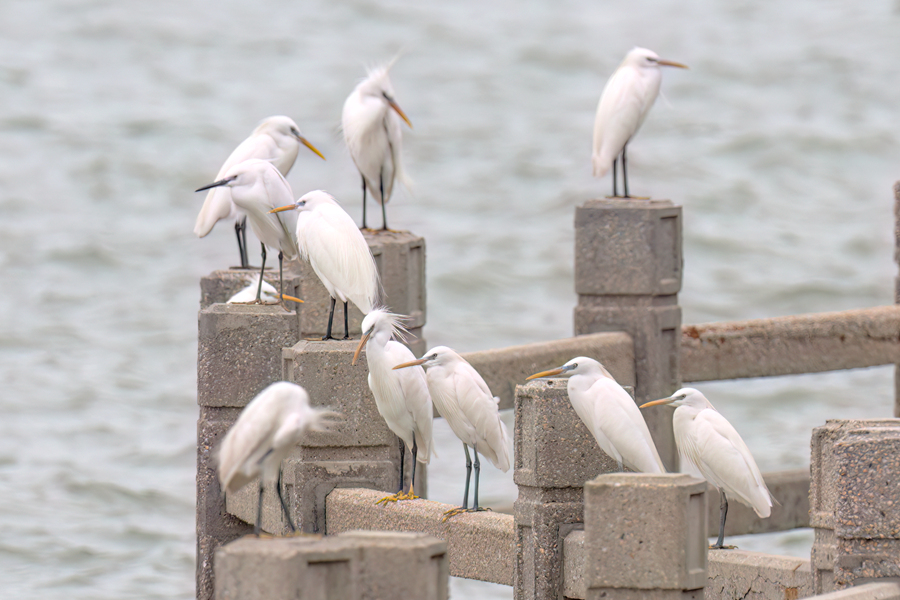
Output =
[
  {"x1": 215, "y1": 381, "x2": 338, "y2": 534},
  {"x1": 270, "y1": 190, "x2": 379, "y2": 339},
  {"x1": 195, "y1": 116, "x2": 324, "y2": 268},
  {"x1": 353, "y1": 309, "x2": 433, "y2": 503},
  {"x1": 227, "y1": 274, "x2": 303, "y2": 306},
  {"x1": 641, "y1": 388, "x2": 773, "y2": 549},
  {"x1": 196, "y1": 159, "x2": 300, "y2": 308},
  {"x1": 527, "y1": 357, "x2": 665, "y2": 474},
  {"x1": 592, "y1": 47, "x2": 687, "y2": 198},
  {"x1": 394, "y1": 346, "x2": 510, "y2": 520},
  {"x1": 342, "y1": 63, "x2": 412, "y2": 230}
]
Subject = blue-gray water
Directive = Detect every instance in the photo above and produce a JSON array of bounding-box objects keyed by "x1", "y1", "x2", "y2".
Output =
[{"x1": 2, "y1": 1, "x2": 899, "y2": 598}]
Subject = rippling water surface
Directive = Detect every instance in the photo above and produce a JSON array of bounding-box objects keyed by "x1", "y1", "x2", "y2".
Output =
[{"x1": 2, "y1": 1, "x2": 900, "y2": 598}]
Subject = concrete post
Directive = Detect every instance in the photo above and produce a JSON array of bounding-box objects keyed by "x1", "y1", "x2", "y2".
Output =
[
  {"x1": 196, "y1": 303, "x2": 301, "y2": 600},
  {"x1": 573, "y1": 198, "x2": 682, "y2": 470},
  {"x1": 214, "y1": 531, "x2": 449, "y2": 600},
  {"x1": 810, "y1": 419, "x2": 900, "y2": 593},
  {"x1": 513, "y1": 378, "x2": 628, "y2": 599},
  {"x1": 894, "y1": 181, "x2": 900, "y2": 418},
  {"x1": 584, "y1": 473, "x2": 707, "y2": 599}
]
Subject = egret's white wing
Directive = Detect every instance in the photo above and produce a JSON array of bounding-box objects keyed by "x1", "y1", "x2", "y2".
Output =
[{"x1": 451, "y1": 365, "x2": 510, "y2": 472}]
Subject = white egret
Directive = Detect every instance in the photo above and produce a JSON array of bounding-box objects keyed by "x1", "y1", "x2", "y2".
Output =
[
  {"x1": 592, "y1": 47, "x2": 687, "y2": 198},
  {"x1": 394, "y1": 346, "x2": 510, "y2": 520},
  {"x1": 270, "y1": 190, "x2": 379, "y2": 339},
  {"x1": 352, "y1": 309, "x2": 433, "y2": 503},
  {"x1": 216, "y1": 381, "x2": 337, "y2": 534},
  {"x1": 194, "y1": 115, "x2": 325, "y2": 268},
  {"x1": 342, "y1": 63, "x2": 412, "y2": 230},
  {"x1": 196, "y1": 159, "x2": 300, "y2": 307},
  {"x1": 641, "y1": 387, "x2": 773, "y2": 549},
  {"x1": 527, "y1": 357, "x2": 665, "y2": 474},
  {"x1": 227, "y1": 274, "x2": 303, "y2": 306}
]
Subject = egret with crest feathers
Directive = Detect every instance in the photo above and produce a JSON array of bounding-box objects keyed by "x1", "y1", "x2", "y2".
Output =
[
  {"x1": 592, "y1": 47, "x2": 687, "y2": 198},
  {"x1": 194, "y1": 116, "x2": 324, "y2": 268},
  {"x1": 394, "y1": 346, "x2": 510, "y2": 520},
  {"x1": 342, "y1": 62, "x2": 412, "y2": 230},
  {"x1": 216, "y1": 381, "x2": 337, "y2": 534},
  {"x1": 353, "y1": 309, "x2": 433, "y2": 503},
  {"x1": 527, "y1": 357, "x2": 665, "y2": 474},
  {"x1": 641, "y1": 387, "x2": 773, "y2": 549},
  {"x1": 270, "y1": 190, "x2": 379, "y2": 340}
]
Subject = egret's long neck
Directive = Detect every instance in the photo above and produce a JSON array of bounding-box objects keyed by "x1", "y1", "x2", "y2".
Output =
[{"x1": 566, "y1": 372, "x2": 596, "y2": 395}]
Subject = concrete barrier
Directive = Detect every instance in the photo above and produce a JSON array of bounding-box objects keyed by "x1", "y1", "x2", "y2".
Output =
[
  {"x1": 214, "y1": 530, "x2": 448, "y2": 600},
  {"x1": 811, "y1": 419, "x2": 900, "y2": 594},
  {"x1": 573, "y1": 198, "x2": 682, "y2": 470},
  {"x1": 706, "y1": 550, "x2": 812, "y2": 600},
  {"x1": 325, "y1": 487, "x2": 514, "y2": 585},
  {"x1": 813, "y1": 582, "x2": 900, "y2": 600}
]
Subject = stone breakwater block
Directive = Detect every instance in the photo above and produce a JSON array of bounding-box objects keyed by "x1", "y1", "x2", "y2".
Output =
[
  {"x1": 812, "y1": 582, "x2": 900, "y2": 600},
  {"x1": 514, "y1": 379, "x2": 620, "y2": 488},
  {"x1": 214, "y1": 530, "x2": 448, "y2": 600},
  {"x1": 198, "y1": 303, "x2": 300, "y2": 408},
  {"x1": 200, "y1": 268, "x2": 302, "y2": 311},
  {"x1": 326, "y1": 487, "x2": 514, "y2": 586},
  {"x1": 574, "y1": 198, "x2": 682, "y2": 297},
  {"x1": 585, "y1": 473, "x2": 707, "y2": 595},
  {"x1": 706, "y1": 550, "x2": 812, "y2": 600}
]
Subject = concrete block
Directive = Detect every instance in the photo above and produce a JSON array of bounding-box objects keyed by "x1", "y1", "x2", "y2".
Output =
[
  {"x1": 198, "y1": 303, "x2": 300, "y2": 408},
  {"x1": 563, "y1": 529, "x2": 587, "y2": 599},
  {"x1": 812, "y1": 582, "x2": 900, "y2": 600},
  {"x1": 326, "y1": 487, "x2": 515, "y2": 585},
  {"x1": 706, "y1": 550, "x2": 812, "y2": 600},
  {"x1": 462, "y1": 331, "x2": 635, "y2": 410},
  {"x1": 584, "y1": 473, "x2": 707, "y2": 593},
  {"x1": 574, "y1": 198, "x2": 682, "y2": 297},
  {"x1": 514, "y1": 379, "x2": 620, "y2": 488},
  {"x1": 214, "y1": 530, "x2": 448, "y2": 600}
]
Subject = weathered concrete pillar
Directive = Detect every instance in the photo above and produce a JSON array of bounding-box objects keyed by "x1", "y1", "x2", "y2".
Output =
[
  {"x1": 810, "y1": 419, "x2": 900, "y2": 594},
  {"x1": 196, "y1": 303, "x2": 301, "y2": 600},
  {"x1": 225, "y1": 340, "x2": 413, "y2": 534},
  {"x1": 573, "y1": 198, "x2": 682, "y2": 470},
  {"x1": 894, "y1": 181, "x2": 900, "y2": 418},
  {"x1": 513, "y1": 378, "x2": 627, "y2": 599},
  {"x1": 584, "y1": 473, "x2": 707, "y2": 599},
  {"x1": 214, "y1": 531, "x2": 448, "y2": 600}
]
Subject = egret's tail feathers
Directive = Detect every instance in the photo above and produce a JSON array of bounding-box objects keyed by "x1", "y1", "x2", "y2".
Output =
[
  {"x1": 309, "y1": 408, "x2": 343, "y2": 433},
  {"x1": 591, "y1": 153, "x2": 612, "y2": 178}
]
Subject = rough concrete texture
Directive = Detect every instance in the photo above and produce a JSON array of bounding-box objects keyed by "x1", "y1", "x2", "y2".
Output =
[
  {"x1": 682, "y1": 306, "x2": 900, "y2": 383},
  {"x1": 811, "y1": 419, "x2": 900, "y2": 594},
  {"x1": 326, "y1": 487, "x2": 515, "y2": 586},
  {"x1": 705, "y1": 550, "x2": 812, "y2": 600},
  {"x1": 574, "y1": 198, "x2": 682, "y2": 297},
  {"x1": 462, "y1": 331, "x2": 634, "y2": 410},
  {"x1": 895, "y1": 181, "x2": 900, "y2": 419},
  {"x1": 563, "y1": 529, "x2": 587, "y2": 599},
  {"x1": 586, "y1": 589, "x2": 704, "y2": 600},
  {"x1": 812, "y1": 582, "x2": 900, "y2": 600},
  {"x1": 706, "y1": 470, "x2": 810, "y2": 536},
  {"x1": 514, "y1": 379, "x2": 622, "y2": 488},
  {"x1": 198, "y1": 303, "x2": 300, "y2": 408},
  {"x1": 584, "y1": 473, "x2": 708, "y2": 592},
  {"x1": 214, "y1": 530, "x2": 448, "y2": 600}
]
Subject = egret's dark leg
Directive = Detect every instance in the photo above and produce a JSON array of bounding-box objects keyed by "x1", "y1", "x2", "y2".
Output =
[
  {"x1": 322, "y1": 297, "x2": 336, "y2": 340},
  {"x1": 235, "y1": 218, "x2": 249, "y2": 269},
  {"x1": 276, "y1": 466, "x2": 296, "y2": 533},
  {"x1": 255, "y1": 243, "x2": 267, "y2": 302},
  {"x1": 361, "y1": 175, "x2": 368, "y2": 229},
  {"x1": 472, "y1": 448, "x2": 483, "y2": 511},
  {"x1": 278, "y1": 250, "x2": 285, "y2": 308},
  {"x1": 255, "y1": 480, "x2": 264, "y2": 536},
  {"x1": 398, "y1": 437, "x2": 406, "y2": 494},
  {"x1": 410, "y1": 436, "x2": 418, "y2": 495},
  {"x1": 342, "y1": 301, "x2": 350, "y2": 340},
  {"x1": 712, "y1": 492, "x2": 729, "y2": 549},
  {"x1": 462, "y1": 443, "x2": 472, "y2": 510},
  {"x1": 612, "y1": 157, "x2": 619, "y2": 197},
  {"x1": 379, "y1": 173, "x2": 388, "y2": 231},
  {"x1": 622, "y1": 144, "x2": 630, "y2": 198}
]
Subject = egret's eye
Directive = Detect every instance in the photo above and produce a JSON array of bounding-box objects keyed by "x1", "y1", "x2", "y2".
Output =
[
  {"x1": 647, "y1": 57, "x2": 658, "y2": 63},
  {"x1": 297, "y1": 200, "x2": 307, "y2": 207},
  {"x1": 430, "y1": 353, "x2": 438, "y2": 360},
  {"x1": 290, "y1": 127, "x2": 300, "y2": 136},
  {"x1": 571, "y1": 363, "x2": 578, "y2": 369}
]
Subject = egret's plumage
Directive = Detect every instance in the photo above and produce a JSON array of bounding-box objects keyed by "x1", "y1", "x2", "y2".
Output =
[
  {"x1": 194, "y1": 116, "x2": 324, "y2": 267},
  {"x1": 227, "y1": 275, "x2": 279, "y2": 304},
  {"x1": 641, "y1": 387, "x2": 773, "y2": 547},
  {"x1": 527, "y1": 357, "x2": 664, "y2": 474},
  {"x1": 342, "y1": 63, "x2": 412, "y2": 230},
  {"x1": 592, "y1": 48, "x2": 687, "y2": 197}
]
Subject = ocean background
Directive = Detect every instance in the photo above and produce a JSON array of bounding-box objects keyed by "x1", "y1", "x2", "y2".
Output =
[{"x1": 1, "y1": 1, "x2": 899, "y2": 598}]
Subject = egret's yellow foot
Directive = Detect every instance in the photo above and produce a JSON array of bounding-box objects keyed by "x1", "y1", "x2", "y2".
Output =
[
  {"x1": 709, "y1": 544, "x2": 738, "y2": 550},
  {"x1": 375, "y1": 486, "x2": 419, "y2": 505},
  {"x1": 441, "y1": 506, "x2": 491, "y2": 522}
]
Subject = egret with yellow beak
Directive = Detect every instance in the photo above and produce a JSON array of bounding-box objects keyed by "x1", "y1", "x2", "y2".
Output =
[{"x1": 641, "y1": 387, "x2": 773, "y2": 549}]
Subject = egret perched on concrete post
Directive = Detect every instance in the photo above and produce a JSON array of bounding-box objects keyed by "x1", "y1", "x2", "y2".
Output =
[
  {"x1": 393, "y1": 346, "x2": 510, "y2": 520},
  {"x1": 342, "y1": 63, "x2": 412, "y2": 230},
  {"x1": 215, "y1": 381, "x2": 338, "y2": 535},
  {"x1": 194, "y1": 116, "x2": 325, "y2": 268},
  {"x1": 352, "y1": 309, "x2": 433, "y2": 503},
  {"x1": 270, "y1": 190, "x2": 379, "y2": 340},
  {"x1": 196, "y1": 159, "x2": 302, "y2": 308},
  {"x1": 527, "y1": 357, "x2": 665, "y2": 474},
  {"x1": 592, "y1": 48, "x2": 687, "y2": 198},
  {"x1": 640, "y1": 387, "x2": 773, "y2": 549}
]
